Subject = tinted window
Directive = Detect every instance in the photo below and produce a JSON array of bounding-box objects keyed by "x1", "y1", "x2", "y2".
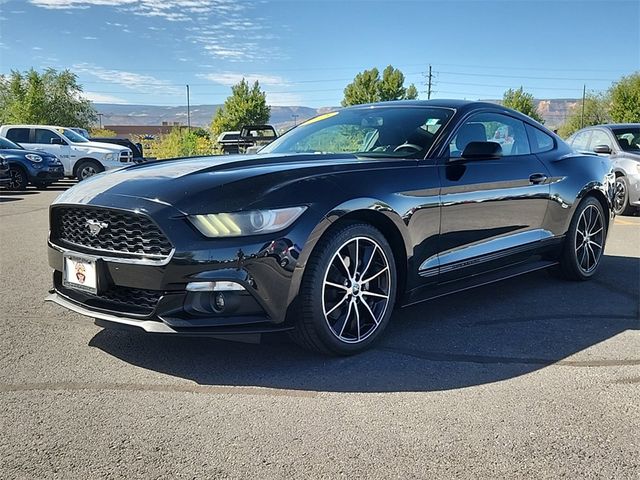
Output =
[
  {"x1": 449, "y1": 112, "x2": 530, "y2": 157},
  {"x1": 5, "y1": 128, "x2": 30, "y2": 143},
  {"x1": 571, "y1": 130, "x2": 591, "y2": 151},
  {"x1": 35, "y1": 129, "x2": 62, "y2": 144},
  {"x1": 525, "y1": 124, "x2": 555, "y2": 153},
  {"x1": 589, "y1": 130, "x2": 612, "y2": 151},
  {"x1": 0, "y1": 137, "x2": 23, "y2": 149}
]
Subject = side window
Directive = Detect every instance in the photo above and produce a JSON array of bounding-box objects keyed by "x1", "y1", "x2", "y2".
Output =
[
  {"x1": 449, "y1": 112, "x2": 530, "y2": 158},
  {"x1": 525, "y1": 124, "x2": 555, "y2": 153},
  {"x1": 571, "y1": 130, "x2": 591, "y2": 151},
  {"x1": 5, "y1": 128, "x2": 30, "y2": 143},
  {"x1": 589, "y1": 130, "x2": 612, "y2": 151},
  {"x1": 34, "y1": 129, "x2": 62, "y2": 145}
]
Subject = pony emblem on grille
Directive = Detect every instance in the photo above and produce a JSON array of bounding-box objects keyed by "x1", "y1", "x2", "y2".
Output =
[{"x1": 86, "y1": 219, "x2": 109, "y2": 237}]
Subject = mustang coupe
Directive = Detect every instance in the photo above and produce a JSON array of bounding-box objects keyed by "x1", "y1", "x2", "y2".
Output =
[{"x1": 47, "y1": 100, "x2": 615, "y2": 355}]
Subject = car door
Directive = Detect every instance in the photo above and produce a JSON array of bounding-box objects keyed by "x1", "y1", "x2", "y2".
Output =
[
  {"x1": 32, "y1": 128, "x2": 72, "y2": 174},
  {"x1": 434, "y1": 111, "x2": 551, "y2": 282}
]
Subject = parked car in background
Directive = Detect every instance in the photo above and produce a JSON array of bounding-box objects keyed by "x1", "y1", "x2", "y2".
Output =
[
  {"x1": 46, "y1": 100, "x2": 615, "y2": 355},
  {"x1": 90, "y1": 137, "x2": 145, "y2": 163},
  {"x1": 217, "y1": 125, "x2": 278, "y2": 154},
  {"x1": 0, "y1": 136, "x2": 64, "y2": 190},
  {"x1": 0, "y1": 153, "x2": 10, "y2": 188},
  {"x1": 566, "y1": 124, "x2": 640, "y2": 215},
  {"x1": 0, "y1": 125, "x2": 133, "y2": 180}
]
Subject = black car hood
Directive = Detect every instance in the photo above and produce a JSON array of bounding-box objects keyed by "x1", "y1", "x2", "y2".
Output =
[{"x1": 53, "y1": 153, "x2": 412, "y2": 214}]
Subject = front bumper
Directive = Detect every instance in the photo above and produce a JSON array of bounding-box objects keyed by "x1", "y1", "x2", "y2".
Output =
[
  {"x1": 628, "y1": 172, "x2": 640, "y2": 207},
  {"x1": 46, "y1": 205, "x2": 311, "y2": 335}
]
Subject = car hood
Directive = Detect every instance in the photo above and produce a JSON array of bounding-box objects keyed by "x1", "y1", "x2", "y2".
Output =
[
  {"x1": 74, "y1": 141, "x2": 129, "y2": 153},
  {"x1": 0, "y1": 147, "x2": 58, "y2": 159},
  {"x1": 53, "y1": 153, "x2": 412, "y2": 213}
]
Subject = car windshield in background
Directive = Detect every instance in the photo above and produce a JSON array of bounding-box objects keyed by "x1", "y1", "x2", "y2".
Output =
[
  {"x1": 60, "y1": 128, "x2": 89, "y2": 143},
  {"x1": 0, "y1": 137, "x2": 23, "y2": 150},
  {"x1": 613, "y1": 127, "x2": 640, "y2": 151},
  {"x1": 260, "y1": 106, "x2": 453, "y2": 158}
]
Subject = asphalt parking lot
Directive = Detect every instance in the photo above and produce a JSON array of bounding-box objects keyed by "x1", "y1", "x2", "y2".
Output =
[{"x1": 1, "y1": 181, "x2": 638, "y2": 479}]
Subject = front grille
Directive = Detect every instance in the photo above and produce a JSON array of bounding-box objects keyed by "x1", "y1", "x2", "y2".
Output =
[
  {"x1": 119, "y1": 151, "x2": 133, "y2": 163},
  {"x1": 52, "y1": 206, "x2": 173, "y2": 259}
]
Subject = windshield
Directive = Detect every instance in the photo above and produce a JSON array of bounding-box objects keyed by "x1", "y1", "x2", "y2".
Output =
[
  {"x1": 59, "y1": 128, "x2": 89, "y2": 143},
  {"x1": 260, "y1": 106, "x2": 453, "y2": 159},
  {"x1": 0, "y1": 137, "x2": 23, "y2": 150},
  {"x1": 613, "y1": 127, "x2": 640, "y2": 151}
]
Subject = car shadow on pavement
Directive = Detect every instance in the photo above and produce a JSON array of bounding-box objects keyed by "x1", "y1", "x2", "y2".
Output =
[{"x1": 90, "y1": 255, "x2": 639, "y2": 393}]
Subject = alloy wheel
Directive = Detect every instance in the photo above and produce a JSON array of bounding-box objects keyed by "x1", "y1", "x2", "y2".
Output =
[
  {"x1": 8, "y1": 169, "x2": 25, "y2": 190},
  {"x1": 613, "y1": 178, "x2": 627, "y2": 215},
  {"x1": 80, "y1": 165, "x2": 97, "y2": 179},
  {"x1": 322, "y1": 236, "x2": 392, "y2": 343},
  {"x1": 575, "y1": 204, "x2": 604, "y2": 274}
]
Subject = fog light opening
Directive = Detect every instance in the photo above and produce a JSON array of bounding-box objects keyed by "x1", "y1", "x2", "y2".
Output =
[{"x1": 213, "y1": 292, "x2": 225, "y2": 313}]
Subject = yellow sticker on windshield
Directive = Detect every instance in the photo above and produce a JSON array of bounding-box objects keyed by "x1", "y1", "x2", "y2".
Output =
[{"x1": 300, "y1": 111, "x2": 339, "y2": 126}]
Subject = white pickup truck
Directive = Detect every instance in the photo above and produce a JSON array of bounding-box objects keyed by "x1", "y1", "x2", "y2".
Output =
[{"x1": 0, "y1": 125, "x2": 133, "y2": 180}]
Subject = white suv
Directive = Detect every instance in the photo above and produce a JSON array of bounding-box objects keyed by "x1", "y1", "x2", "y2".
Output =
[{"x1": 0, "y1": 125, "x2": 133, "y2": 180}]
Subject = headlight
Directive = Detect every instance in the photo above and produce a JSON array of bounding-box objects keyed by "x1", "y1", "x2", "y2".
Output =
[
  {"x1": 25, "y1": 154, "x2": 42, "y2": 163},
  {"x1": 189, "y1": 207, "x2": 307, "y2": 238},
  {"x1": 104, "y1": 153, "x2": 115, "y2": 161}
]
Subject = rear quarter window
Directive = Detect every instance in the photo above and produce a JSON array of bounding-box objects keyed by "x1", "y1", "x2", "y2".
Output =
[{"x1": 525, "y1": 124, "x2": 555, "y2": 153}]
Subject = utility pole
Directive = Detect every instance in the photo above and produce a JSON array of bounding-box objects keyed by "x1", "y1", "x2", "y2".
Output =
[
  {"x1": 186, "y1": 84, "x2": 191, "y2": 131},
  {"x1": 292, "y1": 114, "x2": 299, "y2": 126},
  {"x1": 580, "y1": 84, "x2": 586, "y2": 129},
  {"x1": 97, "y1": 113, "x2": 103, "y2": 129},
  {"x1": 427, "y1": 64, "x2": 433, "y2": 100}
]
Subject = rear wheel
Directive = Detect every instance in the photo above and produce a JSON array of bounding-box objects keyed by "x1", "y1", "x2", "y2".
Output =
[
  {"x1": 7, "y1": 166, "x2": 28, "y2": 190},
  {"x1": 613, "y1": 175, "x2": 635, "y2": 216},
  {"x1": 75, "y1": 160, "x2": 103, "y2": 181},
  {"x1": 558, "y1": 197, "x2": 606, "y2": 281},
  {"x1": 289, "y1": 223, "x2": 397, "y2": 355}
]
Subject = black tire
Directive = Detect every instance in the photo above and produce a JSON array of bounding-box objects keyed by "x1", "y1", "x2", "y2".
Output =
[
  {"x1": 75, "y1": 160, "x2": 104, "y2": 181},
  {"x1": 34, "y1": 182, "x2": 49, "y2": 190},
  {"x1": 289, "y1": 222, "x2": 397, "y2": 355},
  {"x1": 613, "y1": 175, "x2": 635, "y2": 216},
  {"x1": 558, "y1": 196, "x2": 607, "y2": 281},
  {"x1": 7, "y1": 166, "x2": 28, "y2": 191}
]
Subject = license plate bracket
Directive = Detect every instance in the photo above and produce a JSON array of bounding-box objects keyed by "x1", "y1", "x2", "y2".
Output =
[{"x1": 63, "y1": 254, "x2": 99, "y2": 294}]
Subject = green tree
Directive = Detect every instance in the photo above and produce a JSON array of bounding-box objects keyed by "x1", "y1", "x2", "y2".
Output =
[
  {"x1": 149, "y1": 128, "x2": 214, "y2": 159},
  {"x1": 342, "y1": 65, "x2": 418, "y2": 106},
  {"x1": 609, "y1": 72, "x2": 640, "y2": 123},
  {"x1": 502, "y1": 87, "x2": 544, "y2": 123},
  {"x1": 0, "y1": 68, "x2": 96, "y2": 128},
  {"x1": 210, "y1": 79, "x2": 270, "y2": 137},
  {"x1": 557, "y1": 92, "x2": 611, "y2": 138}
]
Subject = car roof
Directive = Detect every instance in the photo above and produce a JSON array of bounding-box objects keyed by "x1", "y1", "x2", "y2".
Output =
[
  {"x1": 0, "y1": 125, "x2": 72, "y2": 129},
  {"x1": 576, "y1": 123, "x2": 640, "y2": 130}
]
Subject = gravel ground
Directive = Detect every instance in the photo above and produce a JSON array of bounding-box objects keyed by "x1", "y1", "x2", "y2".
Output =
[{"x1": 1, "y1": 181, "x2": 638, "y2": 479}]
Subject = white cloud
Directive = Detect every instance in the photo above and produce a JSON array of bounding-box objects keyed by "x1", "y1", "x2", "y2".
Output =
[
  {"x1": 73, "y1": 63, "x2": 181, "y2": 95},
  {"x1": 198, "y1": 72, "x2": 289, "y2": 87},
  {"x1": 83, "y1": 91, "x2": 128, "y2": 103},
  {"x1": 83, "y1": 36, "x2": 98, "y2": 40},
  {"x1": 32, "y1": 46, "x2": 43, "y2": 50},
  {"x1": 265, "y1": 92, "x2": 305, "y2": 107},
  {"x1": 28, "y1": 0, "x2": 281, "y2": 61}
]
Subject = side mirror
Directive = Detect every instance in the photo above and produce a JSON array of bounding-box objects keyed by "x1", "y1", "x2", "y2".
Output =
[
  {"x1": 50, "y1": 137, "x2": 66, "y2": 145},
  {"x1": 457, "y1": 141, "x2": 502, "y2": 160},
  {"x1": 592, "y1": 144, "x2": 612, "y2": 154}
]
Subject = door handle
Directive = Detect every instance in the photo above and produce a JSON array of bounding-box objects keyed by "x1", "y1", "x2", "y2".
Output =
[{"x1": 529, "y1": 173, "x2": 548, "y2": 185}]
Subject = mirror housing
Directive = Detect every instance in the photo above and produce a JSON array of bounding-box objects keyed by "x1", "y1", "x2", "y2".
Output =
[
  {"x1": 456, "y1": 141, "x2": 502, "y2": 161},
  {"x1": 50, "y1": 137, "x2": 66, "y2": 145},
  {"x1": 592, "y1": 144, "x2": 612, "y2": 154}
]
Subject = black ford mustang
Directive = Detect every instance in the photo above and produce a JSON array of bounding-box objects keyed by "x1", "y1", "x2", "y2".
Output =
[{"x1": 47, "y1": 100, "x2": 615, "y2": 355}]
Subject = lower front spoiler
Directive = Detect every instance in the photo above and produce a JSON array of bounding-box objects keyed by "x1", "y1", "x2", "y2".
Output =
[{"x1": 45, "y1": 292, "x2": 294, "y2": 340}]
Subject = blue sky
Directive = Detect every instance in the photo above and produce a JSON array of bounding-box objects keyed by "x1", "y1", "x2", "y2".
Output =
[{"x1": 0, "y1": 0, "x2": 638, "y2": 108}]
